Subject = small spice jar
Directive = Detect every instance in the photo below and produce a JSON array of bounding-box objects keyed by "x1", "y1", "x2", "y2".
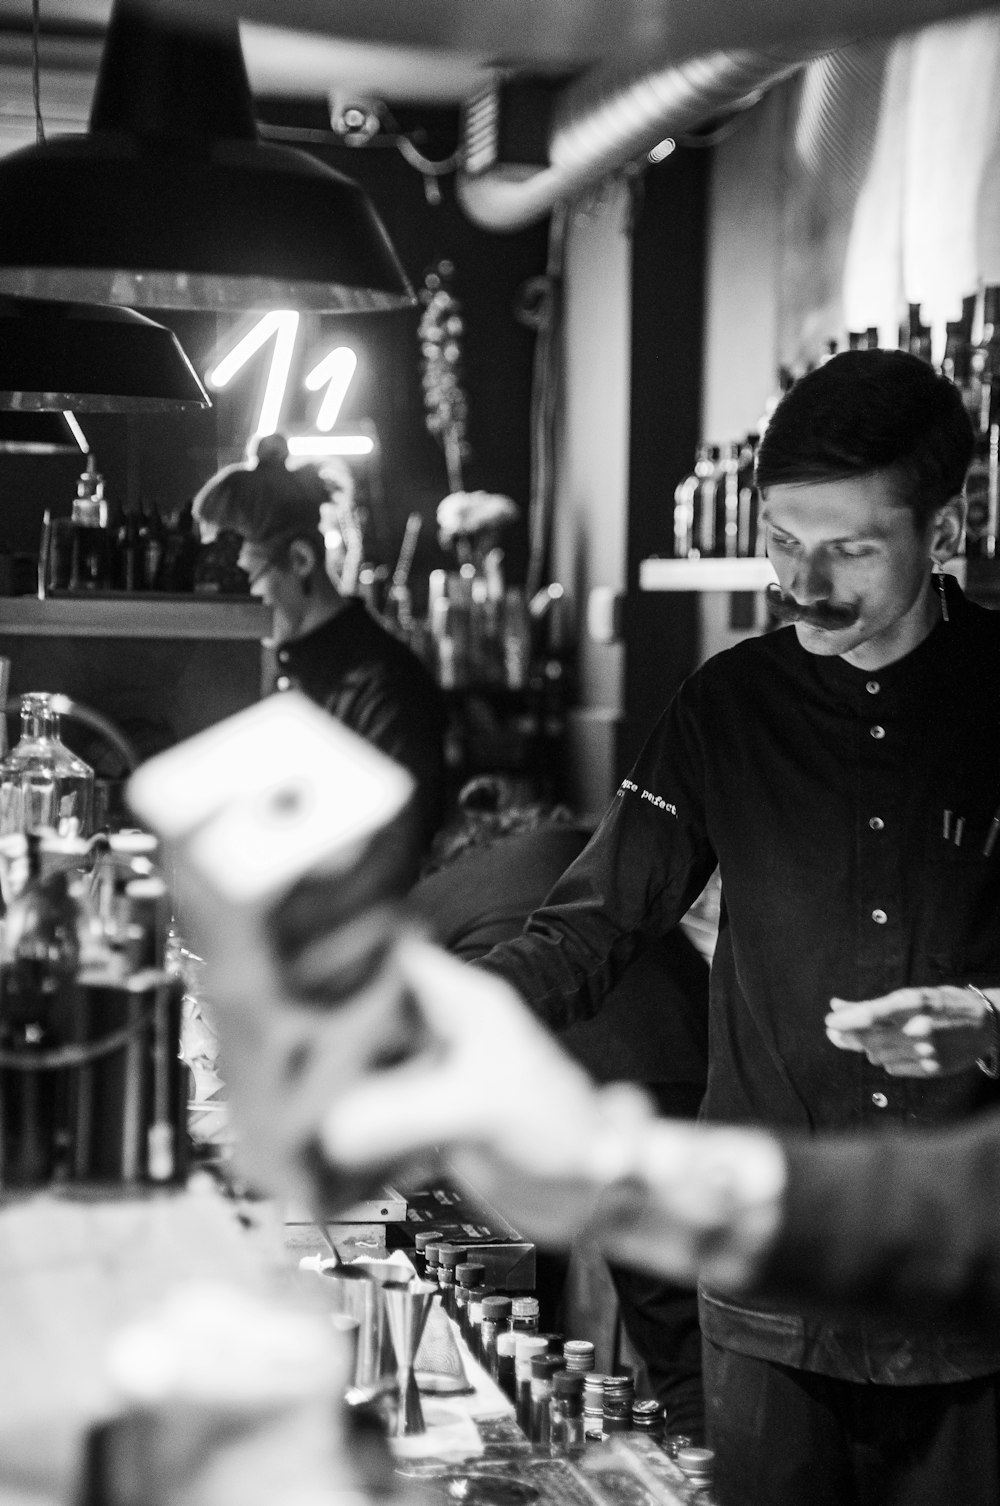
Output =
[
  {"x1": 436, "y1": 1243, "x2": 468, "y2": 1321},
  {"x1": 583, "y1": 1373, "x2": 607, "y2": 1440},
  {"x1": 455, "y1": 1261, "x2": 485, "y2": 1343},
  {"x1": 510, "y1": 1295, "x2": 540, "y2": 1334},
  {"x1": 480, "y1": 1295, "x2": 513, "y2": 1383},
  {"x1": 631, "y1": 1399, "x2": 664, "y2": 1443},
  {"x1": 412, "y1": 1229, "x2": 445, "y2": 1280},
  {"x1": 602, "y1": 1372, "x2": 635, "y2": 1434},
  {"x1": 550, "y1": 1370, "x2": 585, "y2": 1454},
  {"x1": 530, "y1": 1355, "x2": 561, "y2": 1445},
  {"x1": 515, "y1": 1335, "x2": 549, "y2": 1434},
  {"x1": 563, "y1": 1339, "x2": 595, "y2": 1374}
]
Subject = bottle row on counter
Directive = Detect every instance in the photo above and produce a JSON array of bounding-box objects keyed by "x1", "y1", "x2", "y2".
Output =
[
  {"x1": 410, "y1": 1234, "x2": 714, "y2": 1490},
  {"x1": 673, "y1": 289, "x2": 1000, "y2": 562}
]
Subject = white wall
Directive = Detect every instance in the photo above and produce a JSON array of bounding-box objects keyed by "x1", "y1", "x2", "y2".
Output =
[{"x1": 552, "y1": 180, "x2": 633, "y2": 820}]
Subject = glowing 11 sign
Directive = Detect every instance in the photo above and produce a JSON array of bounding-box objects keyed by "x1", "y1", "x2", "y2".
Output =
[{"x1": 205, "y1": 310, "x2": 372, "y2": 458}]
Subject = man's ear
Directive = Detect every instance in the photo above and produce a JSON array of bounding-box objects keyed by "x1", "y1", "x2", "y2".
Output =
[
  {"x1": 930, "y1": 494, "x2": 966, "y2": 563},
  {"x1": 288, "y1": 537, "x2": 319, "y2": 581}
]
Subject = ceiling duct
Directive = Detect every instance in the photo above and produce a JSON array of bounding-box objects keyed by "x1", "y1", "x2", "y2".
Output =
[{"x1": 458, "y1": 44, "x2": 832, "y2": 230}]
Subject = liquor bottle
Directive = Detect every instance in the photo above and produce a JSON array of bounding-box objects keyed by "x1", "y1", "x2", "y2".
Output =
[
  {"x1": 159, "y1": 501, "x2": 199, "y2": 593},
  {"x1": 902, "y1": 304, "x2": 933, "y2": 364},
  {"x1": 693, "y1": 443, "x2": 720, "y2": 559},
  {"x1": 0, "y1": 692, "x2": 95, "y2": 838},
  {"x1": 69, "y1": 457, "x2": 111, "y2": 592},
  {"x1": 0, "y1": 830, "x2": 81, "y2": 1186},
  {"x1": 715, "y1": 441, "x2": 741, "y2": 559},
  {"x1": 139, "y1": 501, "x2": 166, "y2": 592},
  {"x1": 963, "y1": 287, "x2": 1000, "y2": 560},
  {"x1": 115, "y1": 508, "x2": 145, "y2": 593},
  {"x1": 738, "y1": 432, "x2": 762, "y2": 558}
]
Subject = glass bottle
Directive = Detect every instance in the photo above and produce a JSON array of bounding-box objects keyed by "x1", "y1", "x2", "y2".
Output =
[
  {"x1": 691, "y1": 442, "x2": 720, "y2": 559},
  {"x1": 436, "y1": 1242, "x2": 467, "y2": 1321},
  {"x1": 412, "y1": 1229, "x2": 445, "y2": 1280},
  {"x1": 0, "y1": 694, "x2": 94, "y2": 839},
  {"x1": 583, "y1": 1373, "x2": 607, "y2": 1441},
  {"x1": 515, "y1": 1335, "x2": 548, "y2": 1433},
  {"x1": 715, "y1": 441, "x2": 741, "y2": 559},
  {"x1": 0, "y1": 830, "x2": 81, "y2": 1186},
  {"x1": 530, "y1": 1355, "x2": 560, "y2": 1445},
  {"x1": 455, "y1": 1261, "x2": 485, "y2": 1343},
  {"x1": 550, "y1": 1371, "x2": 585, "y2": 1455},
  {"x1": 69, "y1": 459, "x2": 111, "y2": 592},
  {"x1": 496, "y1": 1329, "x2": 518, "y2": 1402},
  {"x1": 480, "y1": 1294, "x2": 512, "y2": 1382}
]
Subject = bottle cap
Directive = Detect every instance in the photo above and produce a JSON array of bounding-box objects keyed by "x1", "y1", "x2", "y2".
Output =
[
  {"x1": 554, "y1": 1371, "x2": 585, "y2": 1396},
  {"x1": 438, "y1": 1244, "x2": 468, "y2": 1269},
  {"x1": 511, "y1": 1297, "x2": 539, "y2": 1318},
  {"x1": 413, "y1": 1230, "x2": 444, "y2": 1253},
  {"x1": 677, "y1": 1446, "x2": 715, "y2": 1481},
  {"x1": 530, "y1": 1356, "x2": 560, "y2": 1380},
  {"x1": 481, "y1": 1295, "x2": 512, "y2": 1322},
  {"x1": 455, "y1": 1263, "x2": 486, "y2": 1287},
  {"x1": 497, "y1": 1330, "x2": 518, "y2": 1356},
  {"x1": 538, "y1": 1332, "x2": 564, "y2": 1356},
  {"x1": 632, "y1": 1400, "x2": 662, "y2": 1424},
  {"x1": 515, "y1": 1335, "x2": 549, "y2": 1362},
  {"x1": 424, "y1": 1241, "x2": 446, "y2": 1265}
]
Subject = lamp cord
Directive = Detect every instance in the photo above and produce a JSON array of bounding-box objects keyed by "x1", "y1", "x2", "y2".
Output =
[{"x1": 31, "y1": 0, "x2": 45, "y2": 144}]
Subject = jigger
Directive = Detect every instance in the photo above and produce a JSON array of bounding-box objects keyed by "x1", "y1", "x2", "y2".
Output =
[{"x1": 381, "y1": 1279, "x2": 439, "y2": 1437}]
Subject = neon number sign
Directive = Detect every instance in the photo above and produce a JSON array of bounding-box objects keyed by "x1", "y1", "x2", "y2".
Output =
[{"x1": 206, "y1": 310, "x2": 373, "y2": 457}]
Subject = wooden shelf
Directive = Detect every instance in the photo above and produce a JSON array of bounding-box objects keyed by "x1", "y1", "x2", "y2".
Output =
[
  {"x1": 639, "y1": 557, "x2": 777, "y2": 592},
  {"x1": 0, "y1": 595, "x2": 270, "y2": 639}
]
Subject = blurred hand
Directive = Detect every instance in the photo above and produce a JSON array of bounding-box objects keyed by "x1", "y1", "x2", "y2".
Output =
[
  {"x1": 320, "y1": 935, "x2": 657, "y2": 1245},
  {"x1": 825, "y1": 985, "x2": 993, "y2": 1077}
]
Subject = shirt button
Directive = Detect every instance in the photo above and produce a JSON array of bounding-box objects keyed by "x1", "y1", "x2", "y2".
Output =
[
  {"x1": 277, "y1": 649, "x2": 290, "y2": 664},
  {"x1": 276, "y1": 676, "x2": 291, "y2": 691},
  {"x1": 872, "y1": 908, "x2": 888, "y2": 924},
  {"x1": 869, "y1": 816, "x2": 884, "y2": 831},
  {"x1": 871, "y1": 1091, "x2": 888, "y2": 1109},
  {"x1": 866, "y1": 680, "x2": 880, "y2": 695},
  {"x1": 870, "y1": 725, "x2": 885, "y2": 739}
]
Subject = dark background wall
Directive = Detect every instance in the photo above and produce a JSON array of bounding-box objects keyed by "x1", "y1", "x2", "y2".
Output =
[{"x1": 621, "y1": 145, "x2": 709, "y2": 774}]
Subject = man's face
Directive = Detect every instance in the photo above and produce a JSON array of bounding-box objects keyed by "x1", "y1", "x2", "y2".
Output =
[
  {"x1": 239, "y1": 540, "x2": 307, "y2": 647},
  {"x1": 759, "y1": 471, "x2": 940, "y2": 670}
]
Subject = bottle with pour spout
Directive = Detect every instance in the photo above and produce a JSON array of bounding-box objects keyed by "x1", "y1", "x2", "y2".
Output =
[{"x1": 0, "y1": 693, "x2": 95, "y2": 839}]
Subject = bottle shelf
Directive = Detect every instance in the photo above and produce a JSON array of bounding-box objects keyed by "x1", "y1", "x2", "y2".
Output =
[{"x1": 0, "y1": 595, "x2": 270, "y2": 639}]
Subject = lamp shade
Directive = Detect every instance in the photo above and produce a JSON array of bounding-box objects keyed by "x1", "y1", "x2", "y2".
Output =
[
  {"x1": 0, "y1": 2, "x2": 414, "y2": 313},
  {"x1": 0, "y1": 298, "x2": 211, "y2": 413},
  {"x1": 0, "y1": 411, "x2": 87, "y2": 453}
]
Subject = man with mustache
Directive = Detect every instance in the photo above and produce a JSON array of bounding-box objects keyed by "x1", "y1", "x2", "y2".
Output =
[{"x1": 462, "y1": 349, "x2": 1000, "y2": 1504}]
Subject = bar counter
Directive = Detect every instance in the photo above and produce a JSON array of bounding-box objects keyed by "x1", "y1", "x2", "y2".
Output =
[{"x1": 0, "y1": 1186, "x2": 713, "y2": 1506}]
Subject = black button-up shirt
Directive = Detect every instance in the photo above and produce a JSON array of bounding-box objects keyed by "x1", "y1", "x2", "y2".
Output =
[
  {"x1": 478, "y1": 578, "x2": 1000, "y2": 1382},
  {"x1": 278, "y1": 599, "x2": 447, "y2": 851}
]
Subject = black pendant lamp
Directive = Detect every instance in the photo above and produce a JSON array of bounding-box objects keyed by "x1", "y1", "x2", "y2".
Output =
[
  {"x1": 0, "y1": 1, "x2": 414, "y2": 313},
  {"x1": 0, "y1": 297, "x2": 210, "y2": 413},
  {"x1": 0, "y1": 411, "x2": 86, "y2": 453}
]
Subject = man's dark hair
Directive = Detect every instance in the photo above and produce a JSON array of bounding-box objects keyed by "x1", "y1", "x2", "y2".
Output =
[{"x1": 756, "y1": 349, "x2": 975, "y2": 528}]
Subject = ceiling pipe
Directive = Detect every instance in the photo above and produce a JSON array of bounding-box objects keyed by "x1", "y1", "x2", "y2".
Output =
[{"x1": 457, "y1": 43, "x2": 830, "y2": 231}]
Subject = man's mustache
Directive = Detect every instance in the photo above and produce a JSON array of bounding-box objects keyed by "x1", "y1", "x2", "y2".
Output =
[{"x1": 765, "y1": 582, "x2": 860, "y2": 630}]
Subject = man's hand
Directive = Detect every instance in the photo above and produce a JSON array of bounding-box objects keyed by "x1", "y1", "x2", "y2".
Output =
[
  {"x1": 319, "y1": 937, "x2": 787, "y2": 1290},
  {"x1": 825, "y1": 985, "x2": 994, "y2": 1076},
  {"x1": 319, "y1": 935, "x2": 658, "y2": 1245}
]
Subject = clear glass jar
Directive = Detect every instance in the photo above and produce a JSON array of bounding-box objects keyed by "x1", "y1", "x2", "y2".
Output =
[{"x1": 0, "y1": 693, "x2": 94, "y2": 839}]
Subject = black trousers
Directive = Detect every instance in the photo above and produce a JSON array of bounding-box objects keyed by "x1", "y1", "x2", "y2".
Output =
[{"x1": 704, "y1": 1339, "x2": 1000, "y2": 1506}]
